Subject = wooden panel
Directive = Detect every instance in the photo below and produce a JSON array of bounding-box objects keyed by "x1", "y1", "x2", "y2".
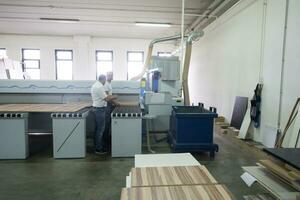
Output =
[
  {"x1": 263, "y1": 148, "x2": 300, "y2": 170},
  {"x1": 230, "y1": 96, "x2": 248, "y2": 130},
  {"x1": 131, "y1": 165, "x2": 217, "y2": 187},
  {"x1": 242, "y1": 166, "x2": 299, "y2": 199},
  {"x1": 243, "y1": 193, "x2": 275, "y2": 200},
  {"x1": 121, "y1": 184, "x2": 234, "y2": 200},
  {"x1": 259, "y1": 159, "x2": 300, "y2": 191},
  {"x1": 0, "y1": 102, "x2": 91, "y2": 113}
]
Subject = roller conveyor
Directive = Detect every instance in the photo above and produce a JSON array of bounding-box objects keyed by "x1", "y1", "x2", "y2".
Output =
[{"x1": 111, "y1": 106, "x2": 142, "y2": 117}]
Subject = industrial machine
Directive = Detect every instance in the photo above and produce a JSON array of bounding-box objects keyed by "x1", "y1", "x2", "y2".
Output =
[
  {"x1": 0, "y1": 79, "x2": 140, "y2": 159},
  {"x1": 137, "y1": 32, "x2": 204, "y2": 134},
  {"x1": 142, "y1": 56, "x2": 183, "y2": 132}
]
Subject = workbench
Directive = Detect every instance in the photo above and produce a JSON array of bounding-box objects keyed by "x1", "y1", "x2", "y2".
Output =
[
  {"x1": 0, "y1": 102, "x2": 90, "y2": 113},
  {"x1": 0, "y1": 102, "x2": 91, "y2": 159}
]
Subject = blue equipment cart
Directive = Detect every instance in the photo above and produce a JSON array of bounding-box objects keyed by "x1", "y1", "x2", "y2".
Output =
[{"x1": 169, "y1": 106, "x2": 219, "y2": 157}]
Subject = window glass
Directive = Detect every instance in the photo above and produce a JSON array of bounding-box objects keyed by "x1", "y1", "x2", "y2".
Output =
[
  {"x1": 56, "y1": 50, "x2": 73, "y2": 80},
  {"x1": 56, "y1": 51, "x2": 72, "y2": 60},
  {"x1": 0, "y1": 49, "x2": 7, "y2": 58},
  {"x1": 96, "y1": 51, "x2": 113, "y2": 78},
  {"x1": 23, "y1": 49, "x2": 40, "y2": 59},
  {"x1": 22, "y1": 49, "x2": 40, "y2": 79},
  {"x1": 158, "y1": 52, "x2": 172, "y2": 57},
  {"x1": 127, "y1": 51, "x2": 144, "y2": 80}
]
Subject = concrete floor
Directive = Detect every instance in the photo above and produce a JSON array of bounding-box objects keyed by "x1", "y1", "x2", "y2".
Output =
[{"x1": 0, "y1": 131, "x2": 272, "y2": 200}]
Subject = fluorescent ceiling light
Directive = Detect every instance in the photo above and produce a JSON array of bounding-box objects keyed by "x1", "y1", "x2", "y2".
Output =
[
  {"x1": 40, "y1": 18, "x2": 80, "y2": 23},
  {"x1": 135, "y1": 22, "x2": 171, "y2": 27}
]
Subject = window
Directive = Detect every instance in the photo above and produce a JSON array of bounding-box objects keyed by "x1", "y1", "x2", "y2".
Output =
[
  {"x1": 96, "y1": 50, "x2": 113, "y2": 78},
  {"x1": 158, "y1": 52, "x2": 172, "y2": 57},
  {"x1": 127, "y1": 51, "x2": 144, "y2": 80},
  {"x1": 22, "y1": 49, "x2": 40, "y2": 79},
  {"x1": 55, "y1": 50, "x2": 73, "y2": 80},
  {"x1": 0, "y1": 48, "x2": 7, "y2": 58}
]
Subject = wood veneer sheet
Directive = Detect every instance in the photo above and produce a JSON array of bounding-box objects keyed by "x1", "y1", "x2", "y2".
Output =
[
  {"x1": 121, "y1": 184, "x2": 234, "y2": 200},
  {"x1": 131, "y1": 165, "x2": 217, "y2": 187},
  {"x1": 0, "y1": 102, "x2": 91, "y2": 113}
]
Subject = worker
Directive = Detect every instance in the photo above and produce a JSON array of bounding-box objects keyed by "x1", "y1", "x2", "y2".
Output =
[
  {"x1": 91, "y1": 74, "x2": 117, "y2": 154},
  {"x1": 103, "y1": 71, "x2": 119, "y2": 151},
  {"x1": 104, "y1": 71, "x2": 113, "y2": 95}
]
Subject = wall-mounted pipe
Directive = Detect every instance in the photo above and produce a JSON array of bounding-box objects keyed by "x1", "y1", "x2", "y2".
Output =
[
  {"x1": 193, "y1": 0, "x2": 233, "y2": 31},
  {"x1": 277, "y1": 0, "x2": 290, "y2": 137},
  {"x1": 187, "y1": 0, "x2": 224, "y2": 32},
  {"x1": 181, "y1": 0, "x2": 185, "y2": 78}
]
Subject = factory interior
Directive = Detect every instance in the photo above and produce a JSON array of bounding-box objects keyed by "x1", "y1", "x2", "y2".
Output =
[{"x1": 0, "y1": 0, "x2": 299, "y2": 199}]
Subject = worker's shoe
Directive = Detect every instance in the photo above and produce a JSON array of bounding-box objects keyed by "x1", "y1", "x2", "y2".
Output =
[{"x1": 95, "y1": 150, "x2": 107, "y2": 155}]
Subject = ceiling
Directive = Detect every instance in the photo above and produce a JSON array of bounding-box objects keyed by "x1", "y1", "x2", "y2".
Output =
[{"x1": 0, "y1": 0, "x2": 239, "y2": 39}]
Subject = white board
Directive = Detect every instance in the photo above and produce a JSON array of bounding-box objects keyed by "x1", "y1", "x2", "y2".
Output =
[
  {"x1": 262, "y1": 124, "x2": 278, "y2": 148},
  {"x1": 134, "y1": 153, "x2": 200, "y2": 168},
  {"x1": 0, "y1": 59, "x2": 7, "y2": 79},
  {"x1": 238, "y1": 104, "x2": 251, "y2": 139}
]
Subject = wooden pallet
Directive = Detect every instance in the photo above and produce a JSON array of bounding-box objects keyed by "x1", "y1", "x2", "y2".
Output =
[
  {"x1": 121, "y1": 184, "x2": 234, "y2": 200},
  {"x1": 131, "y1": 165, "x2": 217, "y2": 187},
  {"x1": 0, "y1": 102, "x2": 91, "y2": 113}
]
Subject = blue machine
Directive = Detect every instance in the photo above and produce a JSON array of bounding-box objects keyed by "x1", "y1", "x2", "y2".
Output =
[{"x1": 169, "y1": 106, "x2": 219, "y2": 157}]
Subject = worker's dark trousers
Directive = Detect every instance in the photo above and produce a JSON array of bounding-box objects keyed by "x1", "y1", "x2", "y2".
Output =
[
  {"x1": 92, "y1": 107, "x2": 106, "y2": 152},
  {"x1": 103, "y1": 103, "x2": 114, "y2": 151}
]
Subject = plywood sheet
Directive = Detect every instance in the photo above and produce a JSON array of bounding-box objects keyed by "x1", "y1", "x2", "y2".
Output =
[
  {"x1": 259, "y1": 159, "x2": 300, "y2": 191},
  {"x1": 263, "y1": 148, "x2": 300, "y2": 170},
  {"x1": 230, "y1": 96, "x2": 248, "y2": 129},
  {"x1": 131, "y1": 165, "x2": 217, "y2": 187},
  {"x1": 242, "y1": 166, "x2": 299, "y2": 199},
  {"x1": 134, "y1": 153, "x2": 200, "y2": 168},
  {"x1": 0, "y1": 102, "x2": 91, "y2": 113},
  {"x1": 121, "y1": 184, "x2": 234, "y2": 200}
]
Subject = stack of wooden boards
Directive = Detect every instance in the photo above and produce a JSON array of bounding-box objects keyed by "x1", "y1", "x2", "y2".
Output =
[
  {"x1": 121, "y1": 165, "x2": 234, "y2": 200},
  {"x1": 259, "y1": 159, "x2": 300, "y2": 191},
  {"x1": 242, "y1": 159, "x2": 300, "y2": 200}
]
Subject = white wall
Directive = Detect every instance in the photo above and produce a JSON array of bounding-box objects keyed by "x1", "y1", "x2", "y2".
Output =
[
  {"x1": 189, "y1": 0, "x2": 300, "y2": 147},
  {"x1": 0, "y1": 34, "x2": 175, "y2": 80}
]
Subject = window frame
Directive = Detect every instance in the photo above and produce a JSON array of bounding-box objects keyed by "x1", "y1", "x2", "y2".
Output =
[
  {"x1": 158, "y1": 51, "x2": 172, "y2": 57},
  {"x1": 55, "y1": 49, "x2": 73, "y2": 80},
  {"x1": 0, "y1": 48, "x2": 6, "y2": 57},
  {"x1": 95, "y1": 50, "x2": 114, "y2": 80},
  {"x1": 127, "y1": 51, "x2": 144, "y2": 80},
  {"x1": 21, "y1": 48, "x2": 41, "y2": 79}
]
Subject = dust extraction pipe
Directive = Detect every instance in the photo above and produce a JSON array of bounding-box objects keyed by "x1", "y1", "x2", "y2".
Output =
[
  {"x1": 130, "y1": 31, "x2": 204, "y2": 106},
  {"x1": 182, "y1": 31, "x2": 204, "y2": 105},
  {"x1": 130, "y1": 34, "x2": 188, "y2": 81}
]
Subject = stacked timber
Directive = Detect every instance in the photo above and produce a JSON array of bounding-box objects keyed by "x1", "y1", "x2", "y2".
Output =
[
  {"x1": 259, "y1": 159, "x2": 300, "y2": 191},
  {"x1": 120, "y1": 165, "x2": 235, "y2": 200}
]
